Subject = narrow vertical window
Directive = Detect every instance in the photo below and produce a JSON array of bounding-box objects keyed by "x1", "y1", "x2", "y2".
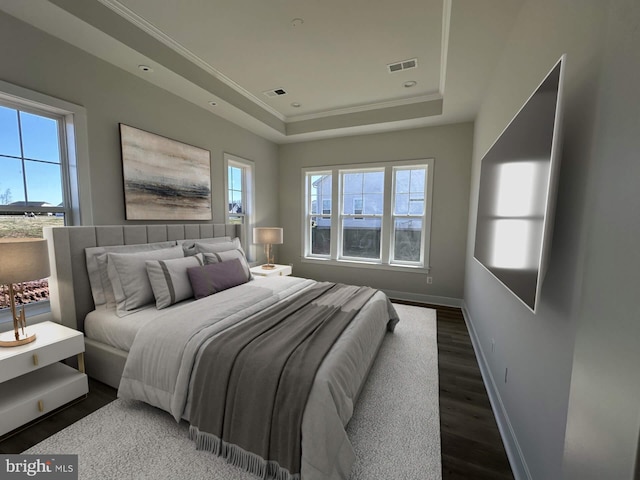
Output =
[
  {"x1": 340, "y1": 169, "x2": 384, "y2": 260},
  {"x1": 224, "y1": 154, "x2": 254, "y2": 258},
  {"x1": 305, "y1": 172, "x2": 332, "y2": 257},
  {"x1": 227, "y1": 164, "x2": 244, "y2": 225},
  {"x1": 392, "y1": 166, "x2": 427, "y2": 264}
]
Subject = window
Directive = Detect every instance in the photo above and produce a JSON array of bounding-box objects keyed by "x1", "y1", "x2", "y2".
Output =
[
  {"x1": 0, "y1": 104, "x2": 69, "y2": 220},
  {"x1": 303, "y1": 159, "x2": 434, "y2": 271},
  {"x1": 305, "y1": 172, "x2": 332, "y2": 256},
  {"x1": 0, "y1": 81, "x2": 88, "y2": 318},
  {"x1": 392, "y1": 166, "x2": 427, "y2": 264},
  {"x1": 224, "y1": 153, "x2": 254, "y2": 256},
  {"x1": 341, "y1": 169, "x2": 384, "y2": 260},
  {"x1": 227, "y1": 164, "x2": 244, "y2": 223}
]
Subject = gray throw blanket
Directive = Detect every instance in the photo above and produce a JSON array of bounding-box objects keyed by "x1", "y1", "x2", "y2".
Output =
[{"x1": 188, "y1": 282, "x2": 378, "y2": 480}]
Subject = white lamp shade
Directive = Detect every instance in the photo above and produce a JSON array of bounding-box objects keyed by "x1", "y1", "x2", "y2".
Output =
[
  {"x1": 253, "y1": 227, "x2": 283, "y2": 245},
  {"x1": 0, "y1": 238, "x2": 50, "y2": 285}
]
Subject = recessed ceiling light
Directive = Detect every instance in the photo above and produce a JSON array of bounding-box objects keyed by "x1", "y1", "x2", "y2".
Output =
[
  {"x1": 403, "y1": 80, "x2": 417, "y2": 88},
  {"x1": 138, "y1": 65, "x2": 153, "y2": 73},
  {"x1": 208, "y1": 101, "x2": 217, "y2": 107},
  {"x1": 291, "y1": 102, "x2": 301, "y2": 108}
]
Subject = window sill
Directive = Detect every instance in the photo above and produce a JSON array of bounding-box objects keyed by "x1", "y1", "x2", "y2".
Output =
[{"x1": 301, "y1": 256, "x2": 430, "y2": 274}]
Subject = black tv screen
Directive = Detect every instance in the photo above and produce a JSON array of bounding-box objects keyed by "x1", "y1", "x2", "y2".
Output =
[{"x1": 474, "y1": 57, "x2": 565, "y2": 312}]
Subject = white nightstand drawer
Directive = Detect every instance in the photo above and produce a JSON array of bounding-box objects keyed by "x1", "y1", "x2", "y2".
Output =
[
  {"x1": 0, "y1": 328, "x2": 84, "y2": 384},
  {"x1": 0, "y1": 362, "x2": 88, "y2": 436}
]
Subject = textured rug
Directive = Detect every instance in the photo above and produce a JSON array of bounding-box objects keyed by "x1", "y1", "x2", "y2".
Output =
[{"x1": 25, "y1": 304, "x2": 441, "y2": 479}]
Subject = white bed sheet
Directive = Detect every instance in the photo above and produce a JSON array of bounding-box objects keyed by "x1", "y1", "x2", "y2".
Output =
[
  {"x1": 84, "y1": 300, "x2": 193, "y2": 351},
  {"x1": 83, "y1": 277, "x2": 289, "y2": 352}
]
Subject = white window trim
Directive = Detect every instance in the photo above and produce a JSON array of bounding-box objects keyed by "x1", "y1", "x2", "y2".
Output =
[
  {"x1": 302, "y1": 158, "x2": 434, "y2": 273},
  {"x1": 0, "y1": 79, "x2": 91, "y2": 225},
  {"x1": 304, "y1": 170, "x2": 332, "y2": 260},
  {"x1": 339, "y1": 166, "x2": 385, "y2": 261},
  {"x1": 223, "y1": 152, "x2": 255, "y2": 261},
  {"x1": 390, "y1": 165, "x2": 429, "y2": 267}
]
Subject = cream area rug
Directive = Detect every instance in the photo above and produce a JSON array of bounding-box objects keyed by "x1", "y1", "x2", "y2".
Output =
[{"x1": 25, "y1": 304, "x2": 441, "y2": 479}]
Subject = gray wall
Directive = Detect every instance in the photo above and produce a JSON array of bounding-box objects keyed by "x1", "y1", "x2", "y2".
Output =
[
  {"x1": 464, "y1": 1, "x2": 639, "y2": 479},
  {"x1": 0, "y1": 11, "x2": 279, "y2": 229},
  {"x1": 278, "y1": 123, "x2": 473, "y2": 302},
  {"x1": 561, "y1": 1, "x2": 640, "y2": 479}
]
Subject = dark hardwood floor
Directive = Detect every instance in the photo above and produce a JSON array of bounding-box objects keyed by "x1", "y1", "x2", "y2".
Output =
[
  {"x1": 433, "y1": 304, "x2": 514, "y2": 480},
  {"x1": 0, "y1": 304, "x2": 514, "y2": 479}
]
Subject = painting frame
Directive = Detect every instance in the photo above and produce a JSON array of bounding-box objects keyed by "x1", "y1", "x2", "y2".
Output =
[{"x1": 119, "y1": 124, "x2": 212, "y2": 221}]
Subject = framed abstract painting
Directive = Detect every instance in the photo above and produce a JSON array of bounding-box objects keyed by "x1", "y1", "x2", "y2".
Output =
[{"x1": 119, "y1": 124, "x2": 212, "y2": 220}]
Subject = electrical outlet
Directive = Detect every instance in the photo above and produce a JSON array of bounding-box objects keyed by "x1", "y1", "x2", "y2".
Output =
[
  {"x1": 504, "y1": 367, "x2": 508, "y2": 383},
  {"x1": 427, "y1": 276, "x2": 433, "y2": 284}
]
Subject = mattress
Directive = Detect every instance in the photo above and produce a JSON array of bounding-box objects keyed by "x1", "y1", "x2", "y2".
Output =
[{"x1": 84, "y1": 299, "x2": 193, "y2": 351}]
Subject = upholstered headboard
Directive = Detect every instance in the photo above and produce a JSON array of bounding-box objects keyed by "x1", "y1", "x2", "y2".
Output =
[{"x1": 43, "y1": 224, "x2": 243, "y2": 333}]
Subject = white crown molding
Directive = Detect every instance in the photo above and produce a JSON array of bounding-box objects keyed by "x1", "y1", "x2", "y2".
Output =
[
  {"x1": 96, "y1": 0, "x2": 287, "y2": 122},
  {"x1": 439, "y1": 0, "x2": 452, "y2": 96},
  {"x1": 286, "y1": 92, "x2": 443, "y2": 123},
  {"x1": 97, "y1": 0, "x2": 447, "y2": 128}
]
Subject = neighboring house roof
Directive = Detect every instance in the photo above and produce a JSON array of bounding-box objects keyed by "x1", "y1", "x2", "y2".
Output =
[{"x1": 9, "y1": 201, "x2": 54, "y2": 207}]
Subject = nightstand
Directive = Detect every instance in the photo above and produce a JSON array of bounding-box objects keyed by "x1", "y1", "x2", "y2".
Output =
[
  {"x1": 0, "y1": 321, "x2": 88, "y2": 437},
  {"x1": 250, "y1": 264, "x2": 293, "y2": 278}
]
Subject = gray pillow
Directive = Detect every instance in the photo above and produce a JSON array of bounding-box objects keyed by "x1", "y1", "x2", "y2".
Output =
[
  {"x1": 178, "y1": 236, "x2": 232, "y2": 256},
  {"x1": 202, "y1": 250, "x2": 252, "y2": 281},
  {"x1": 194, "y1": 237, "x2": 245, "y2": 257},
  {"x1": 85, "y1": 241, "x2": 176, "y2": 309},
  {"x1": 107, "y1": 245, "x2": 184, "y2": 316},
  {"x1": 146, "y1": 254, "x2": 204, "y2": 309},
  {"x1": 187, "y1": 259, "x2": 249, "y2": 299}
]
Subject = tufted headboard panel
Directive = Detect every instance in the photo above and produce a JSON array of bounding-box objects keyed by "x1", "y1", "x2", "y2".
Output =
[{"x1": 43, "y1": 224, "x2": 243, "y2": 332}]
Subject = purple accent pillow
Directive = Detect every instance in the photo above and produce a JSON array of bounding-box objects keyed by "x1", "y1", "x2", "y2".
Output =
[{"x1": 187, "y1": 258, "x2": 249, "y2": 299}]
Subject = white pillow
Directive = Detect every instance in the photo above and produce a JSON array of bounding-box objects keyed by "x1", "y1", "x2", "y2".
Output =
[
  {"x1": 146, "y1": 254, "x2": 204, "y2": 309},
  {"x1": 107, "y1": 245, "x2": 184, "y2": 316},
  {"x1": 202, "y1": 250, "x2": 252, "y2": 281},
  {"x1": 85, "y1": 241, "x2": 175, "y2": 309}
]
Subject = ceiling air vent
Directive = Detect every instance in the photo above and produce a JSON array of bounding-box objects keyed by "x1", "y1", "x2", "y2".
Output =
[
  {"x1": 387, "y1": 58, "x2": 418, "y2": 74},
  {"x1": 263, "y1": 88, "x2": 288, "y2": 98}
]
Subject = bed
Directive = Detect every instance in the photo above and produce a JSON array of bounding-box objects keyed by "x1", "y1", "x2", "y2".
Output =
[{"x1": 44, "y1": 224, "x2": 398, "y2": 480}]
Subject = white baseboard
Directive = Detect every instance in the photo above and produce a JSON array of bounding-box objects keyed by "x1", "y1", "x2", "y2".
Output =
[
  {"x1": 461, "y1": 302, "x2": 532, "y2": 480},
  {"x1": 382, "y1": 289, "x2": 463, "y2": 308}
]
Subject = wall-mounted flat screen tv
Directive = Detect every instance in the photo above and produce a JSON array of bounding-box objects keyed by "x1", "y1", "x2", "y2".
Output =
[{"x1": 474, "y1": 56, "x2": 565, "y2": 313}]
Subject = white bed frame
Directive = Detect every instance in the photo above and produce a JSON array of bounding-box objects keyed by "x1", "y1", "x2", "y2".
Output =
[{"x1": 43, "y1": 223, "x2": 243, "y2": 388}]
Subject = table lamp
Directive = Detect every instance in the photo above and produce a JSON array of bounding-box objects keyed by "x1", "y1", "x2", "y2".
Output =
[
  {"x1": 0, "y1": 238, "x2": 50, "y2": 347},
  {"x1": 253, "y1": 227, "x2": 283, "y2": 270}
]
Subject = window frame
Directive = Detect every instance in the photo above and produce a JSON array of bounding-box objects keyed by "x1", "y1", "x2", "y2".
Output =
[
  {"x1": 0, "y1": 102, "x2": 70, "y2": 219},
  {"x1": 339, "y1": 167, "x2": 385, "y2": 261},
  {"x1": 0, "y1": 80, "x2": 90, "y2": 225},
  {"x1": 0, "y1": 80, "x2": 90, "y2": 324},
  {"x1": 304, "y1": 170, "x2": 333, "y2": 260},
  {"x1": 223, "y1": 152, "x2": 255, "y2": 260},
  {"x1": 390, "y1": 165, "x2": 429, "y2": 267},
  {"x1": 302, "y1": 158, "x2": 434, "y2": 273}
]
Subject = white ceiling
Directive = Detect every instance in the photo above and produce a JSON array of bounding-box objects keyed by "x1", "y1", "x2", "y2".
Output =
[{"x1": 0, "y1": 0, "x2": 523, "y2": 143}]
